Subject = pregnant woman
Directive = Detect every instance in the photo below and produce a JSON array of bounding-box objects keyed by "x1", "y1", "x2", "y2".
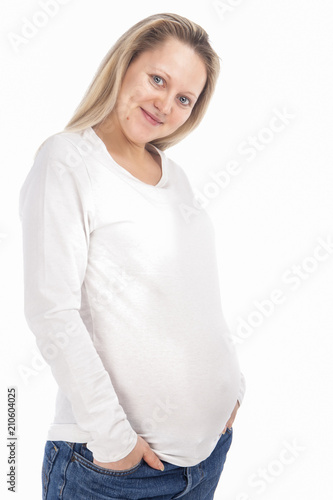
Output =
[{"x1": 19, "y1": 12, "x2": 245, "y2": 500}]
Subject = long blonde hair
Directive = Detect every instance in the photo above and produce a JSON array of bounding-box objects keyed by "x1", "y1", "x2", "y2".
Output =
[{"x1": 64, "y1": 12, "x2": 221, "y2": 151}]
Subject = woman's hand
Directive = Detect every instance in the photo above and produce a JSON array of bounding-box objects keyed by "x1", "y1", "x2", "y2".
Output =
[
  {"x1": 221, "y1": 400, "x2": 240, "y2": 434},
  {"x1": 93, "y1": 435, "x2": 164, "y2": 471}
]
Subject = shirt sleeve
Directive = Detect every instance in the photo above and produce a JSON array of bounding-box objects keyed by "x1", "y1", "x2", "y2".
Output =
[{"x1": 18, "y1": 134, "x2": 138, "y2": 463}]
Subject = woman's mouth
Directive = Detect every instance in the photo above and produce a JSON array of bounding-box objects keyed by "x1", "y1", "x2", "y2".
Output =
[{"x1": 140, "y1": 108, "x2": 163, "y2": 126}]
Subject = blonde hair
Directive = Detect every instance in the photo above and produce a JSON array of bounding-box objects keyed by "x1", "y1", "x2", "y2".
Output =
[{"x1": 64, "y1": 12, "x2": 221, "y2": 151}]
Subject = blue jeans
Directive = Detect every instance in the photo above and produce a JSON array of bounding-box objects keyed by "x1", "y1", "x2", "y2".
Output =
[{"x1": 42, "y1": 428, "x2": 233, "y2": 499}]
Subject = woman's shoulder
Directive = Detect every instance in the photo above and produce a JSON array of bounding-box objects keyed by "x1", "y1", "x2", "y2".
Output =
[
  {"x1": 163, "y1": 151, "x2": 192, "y2": 185},
  {"x1": 34, "y1": 128, "x2": 92, "y2": 160},
  {"x1": 27, "y1": 128, "x2": 100, "y2": 189}
]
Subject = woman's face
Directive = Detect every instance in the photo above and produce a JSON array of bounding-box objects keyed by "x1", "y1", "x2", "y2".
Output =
[{"x1": 111, "y1": 37, "x2": 207, "y2": 145}]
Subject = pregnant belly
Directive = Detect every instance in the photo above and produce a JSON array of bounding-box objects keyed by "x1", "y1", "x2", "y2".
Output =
[{"x1": 102, "y1": 329, "x2": 241, "y2": 442}]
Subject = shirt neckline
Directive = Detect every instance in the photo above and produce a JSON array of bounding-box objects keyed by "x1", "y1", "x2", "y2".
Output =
[{"x1": 86, "y1": 126, "x2": 167, "y2": 188}]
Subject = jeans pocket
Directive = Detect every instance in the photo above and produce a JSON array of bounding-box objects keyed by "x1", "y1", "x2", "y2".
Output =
[
  {"x1": 92, "y1": 458, "x2": 145, "y2": 475},
  {"x1": 42, "y1": 441, "x2": 59, "y2": 499},
  {"x1": 72, "y1": 445, "x2": 145, "y2": 477}
]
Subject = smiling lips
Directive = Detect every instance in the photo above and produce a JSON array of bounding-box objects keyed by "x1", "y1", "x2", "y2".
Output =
[{"x1": 140, "y1": 108, "x2": 163, "y2": 126}]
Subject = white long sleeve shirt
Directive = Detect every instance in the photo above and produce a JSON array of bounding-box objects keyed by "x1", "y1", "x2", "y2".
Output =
[{"x1": 19, "y1": 127, "x2": 245, "y2": 467}]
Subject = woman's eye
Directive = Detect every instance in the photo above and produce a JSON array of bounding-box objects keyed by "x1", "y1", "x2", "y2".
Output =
[
  {"x1": 179, "y1": 96, "x2": 191, "y2": 106},
  {"x1": 152, "y1": 75, "x2": 164, "y2": 85},
  {"x1": 150, "y1": 76, "x2": 191, "y2": 106}
]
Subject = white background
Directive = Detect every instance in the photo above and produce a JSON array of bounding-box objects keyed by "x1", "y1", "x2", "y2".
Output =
[{"x1": 1, "y1": 0, "x2": 333, "y2": 498}]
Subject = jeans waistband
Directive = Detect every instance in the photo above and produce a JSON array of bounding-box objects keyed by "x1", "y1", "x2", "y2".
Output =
[{"x1": 65, "y1": 441, "x2": 87, "y2": 454}]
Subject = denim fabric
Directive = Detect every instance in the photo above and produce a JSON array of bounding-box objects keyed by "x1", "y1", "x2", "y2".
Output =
[{"x1": 41, "y1": 428, "x2": 233, "y2": 499}]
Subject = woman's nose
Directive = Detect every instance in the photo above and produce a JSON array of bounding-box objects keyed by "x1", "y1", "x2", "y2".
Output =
[{"x1": 154, "y1": 94, "x2": 173, "y2": 116}]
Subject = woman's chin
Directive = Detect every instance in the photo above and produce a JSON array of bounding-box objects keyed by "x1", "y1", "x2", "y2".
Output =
[{"x1": 124, "y1": 126, "x2": 163, "y2": 145}]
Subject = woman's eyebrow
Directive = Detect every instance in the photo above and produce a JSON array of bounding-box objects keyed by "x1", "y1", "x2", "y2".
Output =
[
  {"x1": 148, "y1": 66, "x2": 198, "y2": 99},
  {"x1": 149, "y1": 66, "x2": 172, "y2": 80}
]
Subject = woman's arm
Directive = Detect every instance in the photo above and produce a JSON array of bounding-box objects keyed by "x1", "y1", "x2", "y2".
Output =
[
  {"x1": 221, "y1": 371, "x2": 246, "y2": 434},
  {"x1": 237, "y1": 371, "x2": 246, "y2": 406},
  {"x1": 19, "y1": 134, "x2": 137, "y2": 463}
]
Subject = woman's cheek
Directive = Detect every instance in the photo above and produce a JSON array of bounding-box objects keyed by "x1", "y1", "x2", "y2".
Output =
[
  {"x1": 175, "y1": 109, "x2": 192, "y2": 128},
  {"x1": 133, "y1": 81, "x2": 153, "y2": 101}
]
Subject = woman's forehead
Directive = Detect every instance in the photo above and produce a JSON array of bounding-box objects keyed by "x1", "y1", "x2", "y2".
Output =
[{"x1": 130, "y1": 40, "x2": 207, "y2": 89}]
